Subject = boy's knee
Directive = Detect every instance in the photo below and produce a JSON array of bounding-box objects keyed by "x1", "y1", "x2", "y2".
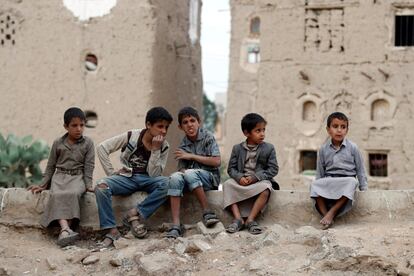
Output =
[
  {"x1": 262, "y1": 189, "x2": 270, "y2": 196},
  {"x1": 96, "y1": 183, "x2": 109, "y2": 189},
  {"x1": 94, "y1": 182, "x2": 111, "y2": 196}
]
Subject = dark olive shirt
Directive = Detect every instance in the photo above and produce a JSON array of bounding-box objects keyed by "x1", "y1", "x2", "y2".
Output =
[{"x1": 42, "y1": 133, "x2": 95, "y2": 189}]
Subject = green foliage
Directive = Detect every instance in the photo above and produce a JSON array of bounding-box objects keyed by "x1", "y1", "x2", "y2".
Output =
[
  {"x1": 203, "y1": 93, "x2": 218, "y2": 133},
  {"x1": 0, "y1": 133, "x2": 50, "y2": 188},
  {"x1": 219, "y1": 162, "x2": 230, "y2": 183}
]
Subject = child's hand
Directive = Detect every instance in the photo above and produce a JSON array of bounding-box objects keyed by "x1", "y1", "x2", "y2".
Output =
[
  {"x1": 151, "y1": 135, "x2": 165, "y2": 150},
  {"x1": 239, "y1": 177, "x2": 250, "y2": 186},
  {"x1": 174, "y1": 149, "x2": 193, "y2": 161},
  {"x1": 86, "y1": 187, "x2": 95, "y2": 193},
  {"x1": 27, "y1": 185, "x2": 45, "y2": 194},
  {"x1": 114, "y1": 167, "x2": 130, "y2": 175},
  {"x1": 245, "y1": 176, "x2": 256, "y2": 185}
]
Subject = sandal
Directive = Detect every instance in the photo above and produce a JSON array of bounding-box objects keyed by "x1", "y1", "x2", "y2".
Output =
[
  {"x1": 122, "y1": 215, "x2": 147, "y2": 239},
  {"x1": 202, "y1": 210, "x2": 220, "y2": 228},
  {"x1": 226, "y1": 219, "x2": 244, "y2": 234},
  {"x1": 57, "y1": 228, "x2": 79, "y2": 247},
  {"x1": 246, "y1": 221, "x2": 263, "y2": 235},
  {"x1": 94, "y1": 233, "x2": 121, "y2": 251},
  {"x1": 165, "y1": 224, "x2": 185, "y2": 239}
]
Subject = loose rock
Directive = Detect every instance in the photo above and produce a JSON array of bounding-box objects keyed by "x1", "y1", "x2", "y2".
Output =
[
  {"x1": 197, "y1": 221, "x2": 225, "y2": 236},
  {"x1": 82, "y1": 255, "x2": 99, "y2": 265}
]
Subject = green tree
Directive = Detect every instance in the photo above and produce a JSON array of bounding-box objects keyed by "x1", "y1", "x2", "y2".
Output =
[{"x1": 203, "y1": 93, "x2": 218, "y2": 133}]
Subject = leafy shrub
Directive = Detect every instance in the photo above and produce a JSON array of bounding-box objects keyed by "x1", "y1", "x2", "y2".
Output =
[{"x1": 0, "y1": 133, "x2": 50, "y2": 188}]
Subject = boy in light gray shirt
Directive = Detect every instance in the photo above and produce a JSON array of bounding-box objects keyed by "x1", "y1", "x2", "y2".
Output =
[{"x1": 310, "y1": 112, "x2": 367, "y2": 230}]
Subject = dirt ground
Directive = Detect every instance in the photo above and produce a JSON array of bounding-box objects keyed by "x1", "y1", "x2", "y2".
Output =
[{"x1": 1, "y1": 221, "x2": 414, "y2": 276}]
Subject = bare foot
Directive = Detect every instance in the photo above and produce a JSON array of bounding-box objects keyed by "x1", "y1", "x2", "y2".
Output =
[{"x1": 320, "y1": 211, "x2": 335, "y2": 226}]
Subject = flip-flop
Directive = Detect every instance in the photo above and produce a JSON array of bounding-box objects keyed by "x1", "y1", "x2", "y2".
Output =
[
  {"x1": 165, "y1": 224, "x2": 185, "y2": 239},
  {"x1": 202, "y1": 210, "x2": 220, "y2": 228},
  {"x1": 93, "y1": 233, "x2": 121, "y2": 251},
  {"x1": 246, "y1": 220, "x2": 263, "y2": 235},
  {"x1": 226, "y1": 219, "x2": 244, "y2": 234},
  {"x1": 122, "y1": 215, "x2": 147, "y2": 238},
  {"x1": 57, "y1": 228, "x2": 79, "y2": 247}
]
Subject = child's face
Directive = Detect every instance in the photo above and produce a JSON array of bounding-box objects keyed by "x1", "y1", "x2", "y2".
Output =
[
  {"x1": 146, "y1": 120, "x2": 171, "y2": 138},
  {"x1": 327, "y1": 118, "x2": 348, "y2": 145},
  {"x1": 64, "y1": 117, "x2": 85, "y2": 141},
  {"x1": 244, "y1": 122, "x2": 266, "y2": 145},
  {"x1": 179, "y1": 115, "x2": 200, "y2": 140}
]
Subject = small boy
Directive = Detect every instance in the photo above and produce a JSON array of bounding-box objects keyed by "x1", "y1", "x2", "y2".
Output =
[
  {"x1": 94, "y1": 107, "x2": 173, "y2": 248},
  {"x1": 28, "y1": 107, "x2": 95, "y2": 247},
  {"x1": 310, "y1": 112, "x2": 368, "y2": 229},
  {"x1": 165, "y1": 107, "x2": 221, "y2": 238},
  {"x1": 223, "y1": 113, "x2": 278, "y2": 234}
]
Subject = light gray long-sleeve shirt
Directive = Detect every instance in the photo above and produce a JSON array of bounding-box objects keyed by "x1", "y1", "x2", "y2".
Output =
[
  {"x1": 96, "y1": 129, "x2": 169, "y2": 177},
  {"x1": 316, "y1": 138, "x2": 368, "y2": 191}
]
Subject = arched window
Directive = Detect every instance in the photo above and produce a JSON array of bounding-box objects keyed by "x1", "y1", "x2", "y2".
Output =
[
  {"x1": 247, "y1": 44, "x2": 260, "y2": 64},
  {"x1": 302, "y1": 101, "x2": 317, "y2": 122},
  {"x1": 250, "y1": 17, "x2": 260, "y2": 35},
  {"x1": 371, "y1": 99, "x2": 390, "y2": 121}
]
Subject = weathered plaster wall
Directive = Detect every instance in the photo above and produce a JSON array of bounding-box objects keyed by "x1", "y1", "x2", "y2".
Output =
[
  {"x1": 226, "y1": 0, "x2": 414, "y2": 190},
  {"x1": 0, "y1": 0, "x2": 202, "y2": 177}
]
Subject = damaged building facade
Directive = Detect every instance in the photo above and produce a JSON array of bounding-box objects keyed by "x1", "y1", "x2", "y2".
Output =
[
  {"x1": 0, "y1": 0, "x2": 203, "y2": 176},
  {"x1": 226, "y1": 0, "x2": 414, "y2": 189}
]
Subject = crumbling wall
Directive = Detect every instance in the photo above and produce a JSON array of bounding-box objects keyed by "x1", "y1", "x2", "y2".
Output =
[
  {"x1": 0, "y1": 0, "x2": 202, "y2": 177},
  {"x1": 227, "y1": 0, "x2": 414, "y2": 189}
]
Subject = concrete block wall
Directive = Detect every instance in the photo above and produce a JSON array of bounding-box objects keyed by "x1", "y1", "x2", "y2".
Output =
[{"x1": 1, "y1": 188, "x2": 413, "y2": 231}]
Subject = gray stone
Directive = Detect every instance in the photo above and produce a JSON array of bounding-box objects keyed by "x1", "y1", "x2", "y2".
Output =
[
  {"x1": 46, "y1": 257, "x2": 57, "y2": 270},
  {"x1": 191, "y1": 239, "x2": 211, "y2": 252},
  {"x1": 113, "y1": 237, "x2": 130, "y2": 249},
  {"x1": 293, "y1": 226, "x2": 322, "y2": 246},
  {"x1": 82, "y1": 255, "x2": 99, "y2": 265},
  {"x1": 67, "y1": 249, "x2": 91, "y2": 264},
  {"x1": 255, "y1": 231, "x2": 280, "y2": 249},
  {"x1": 197, "y1": 221, "x2": 225, "y2": 236},
  {"x1": 408, "y1": 259, "x2": 414, "y2": 269},
  {"x1": 175, "y1": 241, "x2": 188, "y2": 255},
  {"x1": 0, "y1": 267, "x2": 10, "y2": 276},
  {"x1": 136, "y1": 252, "x2": 174, "y2": 275},
  {"x1": 109, "y1": 253, "x2": 123, "y2": 267},
  {"x1": 214, "y1": 231, "x2": 229, "y2": 244}
]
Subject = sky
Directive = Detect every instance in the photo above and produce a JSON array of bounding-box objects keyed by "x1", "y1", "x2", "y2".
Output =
[{"x1": 200, "y1": 0, "x2": 230, "y2": 101}]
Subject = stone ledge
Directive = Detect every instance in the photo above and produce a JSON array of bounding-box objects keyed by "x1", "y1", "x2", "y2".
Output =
[{"x1": 0, "y1": 188, "x2": 413, "y2": 230}]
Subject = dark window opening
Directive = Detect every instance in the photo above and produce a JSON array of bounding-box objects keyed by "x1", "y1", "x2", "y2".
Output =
[
  {"x1": 250, "y1": 17, "x2": 260, "y2": 35},
  {"x1": 300, "y1": 150, "x2": 317, "y2": 173},
  {"x1": 395, "y1": 15, "x2": 414, "y2": 46},
  {"x1": 85, "y1": 110, "x2": 98, "y2": 128},
  {"x1": 85, "y1": 53, "x2": 98, "y2": 71},
  {"x1": 369, "y1": 153, "x2": 388, "y2": 177}
]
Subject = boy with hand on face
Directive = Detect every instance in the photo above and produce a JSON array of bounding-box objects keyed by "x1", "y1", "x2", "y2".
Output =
[{"x1": 94, "y1": 107, "x2": 173, "y2": 248}]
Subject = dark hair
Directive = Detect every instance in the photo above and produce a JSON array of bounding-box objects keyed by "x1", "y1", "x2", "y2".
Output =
[
  {"x1": 327, "y1": 112, "x2": 349, "y2": 127},
  {"x1": 241, "y1": 113, "x2": 267, "y2": 133},
  {"x1": 178, "y1": 106, "x2": 200, "y2": 125},
  {"x1": 145, "y1": 107, "x2": 173, "y2": 125},
  {"x1": 64, "y1": 107, "x2": 86, "y2": 125}
]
